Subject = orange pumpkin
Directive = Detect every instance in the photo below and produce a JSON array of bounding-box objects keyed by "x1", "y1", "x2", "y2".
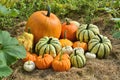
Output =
[
  {"x1": 60, "y1": 19, "x2": 78, "y2": 41},
  {"x1": 23, "y1": 52, "x2": 37, "y2": 62},
  {"x1": 35, "y1": 54, "x2": 53, "y2": 69},
  {"x1": 72, "y1": 41, "x2": 87, "y2": 51},
  {"x1": 59, "y1": 31, "x2": 73, "y2": 47},
  {"x1": 52, "y1": 52, "x2": 71, "y2": 71},
  {"x1": 25, "y1": 6, "x2": 61, "y2": 44}
]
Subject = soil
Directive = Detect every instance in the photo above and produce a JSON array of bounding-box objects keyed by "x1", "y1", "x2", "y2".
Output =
[{"x1": 2, "y1": 14, "x2": 120, "y2": 80}]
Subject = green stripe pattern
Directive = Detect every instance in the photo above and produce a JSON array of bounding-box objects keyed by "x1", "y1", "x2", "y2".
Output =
[
  {"x1": 35, "y1": 36, "x2": 62, "y2": 57},
  {"x1": 88, "y1": 34, "x2": 112, "y2": 59},
  {"x1": 76, "y1": 24, "x2": 100, "y2": 43},
  {"x1": 70, "y1": 48, "x2": 86, "y2": 68}
]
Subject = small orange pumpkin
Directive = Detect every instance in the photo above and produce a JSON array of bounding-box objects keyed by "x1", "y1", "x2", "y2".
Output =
[
  {"x1": 59, "y1": 31, "x2": 73, "y2": 47},
  {"x1": 25, "y1": 6, "x2": 61, "y2": 44},
  {"x1": 52, "y1": 52, "x2": 71, "y2": 71},
  {"x1": 35, "y1": 54, "x2": 53, "y2": 69},
  {"x1": 72, "y1": 41, "x2": 88, "y2": 51},
  {"x1": 60, "y1": 19, "x2": 78, "y2": 41},
  {"x1": 23, "y1": 51, "x2": 37, "y2": 62}
]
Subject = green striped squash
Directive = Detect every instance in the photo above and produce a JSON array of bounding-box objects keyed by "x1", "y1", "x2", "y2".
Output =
[
  {"x1": 70, "y1": 48, "x2": 86, "y2": 68},
  {"x1": 76, "y1": 24, "x2": 100, "y2": 43},
  {"x1": 88, "y1": 34, "x2": 112, "y2": 59},
  {"x1": 35, "y1": 36, "x2": 62, "y2": 57}
]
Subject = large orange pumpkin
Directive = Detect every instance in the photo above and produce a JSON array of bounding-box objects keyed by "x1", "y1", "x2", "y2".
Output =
[
  {"x1": 60, "y1": 19, "x2": 78, "y2": 41},
  {"x1": 25, "y1": 6, "x2": 61, "y2": 44}
]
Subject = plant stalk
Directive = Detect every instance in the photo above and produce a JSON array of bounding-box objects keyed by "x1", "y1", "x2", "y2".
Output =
[
  {"x1": 0, "y1": 44, "x2": 2, "y2": 50},
  {"x1": 46, "y1": 5, "x2": 50, "y2": 17}
]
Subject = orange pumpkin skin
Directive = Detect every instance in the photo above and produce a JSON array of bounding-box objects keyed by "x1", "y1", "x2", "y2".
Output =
[
  {"x1": 60, "y1": 22, "x2": 78, "y2": 41},
  {"x1": 52, "y1": 53, "x2": 71, "y2": 71},
  {"x1": 25, "y1": 10, "x2": 61, "y2": 44},
  {"x1": 59, "y1": 39, "x2": 73, "y2": 47},
  {"x1": 23, "y1": 52, "x2": 37, "y2": 62},
  {"x1": 35, "y1": 54, "x2": 53, "y2": 69},
  {"x1": 72, "y1": 41, "x2": 88, "y2": 51}
]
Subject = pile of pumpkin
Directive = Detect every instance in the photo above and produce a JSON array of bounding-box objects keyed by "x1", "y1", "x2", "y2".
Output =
[{"x1": 17, "y1": 6, "x2": 112, "y2": 72}]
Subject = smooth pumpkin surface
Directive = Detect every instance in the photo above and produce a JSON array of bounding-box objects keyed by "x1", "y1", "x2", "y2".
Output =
[
  {"x1": 60, "y1": 19, "x2": 78, "y2": 41},
  {"x1": 25, "y1": 7, "x2": 61, "y2": 44}
]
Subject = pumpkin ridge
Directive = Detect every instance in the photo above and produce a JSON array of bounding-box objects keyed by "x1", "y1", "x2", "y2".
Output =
[
  {"x1": 76, "y1": 56, "x2": 80, "y2": 67},
  {"x1": 77, "y1": 55, "x2": 84, "y2": 67},
  {"x1": 82, "y1": 30, "x2": 86, "y2": 42},
  {"x1": 89, "y1": 42, "x2": 99, "y2": 52},
  {"x1": 95, "y1": 44, "x2": 101, "y2": 58},
  {"x1": 103, "y1": 44, "x2": 107, "y2": 58}
]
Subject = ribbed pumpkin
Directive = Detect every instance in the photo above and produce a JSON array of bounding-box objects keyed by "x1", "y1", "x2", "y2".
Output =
[
  {"x1": 35, "y1": 36, "x2": 62, "y2": 57},
  {"x1": 60, "y1": 19, "x2": 78, "y2": 41},
  {"x1": 25, "y1": 6, "x2": 61, "y2": 44},
  {"x1": 70, "y1": 48, "x2": 86, "y2": 68},
  {"x1": 76, "y1": 24, "x2": 100, "y2": 43},
  {"x1": 88, "y1": 34, "x2": 112, "y2": 59},
  {"x1": 52, "y1": 52, "x2": 71, "y2": 71},
  {"x1": 59, "y1": 31, "x2": 73, "y2": 47},
  {"x1": 23, "y1": 51, "x2": 37, "y2": 62},
  {"x1": 35, "y1": 54, "x2": 53, "y2": 69}
]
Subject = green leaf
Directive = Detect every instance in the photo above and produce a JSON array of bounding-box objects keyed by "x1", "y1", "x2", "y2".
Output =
[
  {"x1": 112, "y1": 31, "x2": 120, "y2": 39},
  {"x1": 0, "y1": 30, "x2": 26, "y2": 78},
  {"x1": 0, "y1": 65, "x2": 13, "y2": 78},
  {"x1": 0, "y1": 4, "x2": 10, "y2": 16},
  {"x1": 3, "y1": 45, "x2": 26, "y2": 59}
]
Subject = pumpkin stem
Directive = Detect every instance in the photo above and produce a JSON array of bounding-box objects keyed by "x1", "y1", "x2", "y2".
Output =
[
  {"x1": 46, "y1": 6, "x2": 50, "y2": 17},
  {"x1": 97, "y1": 34, "x2": 103, "y2": 43},
  {"x1": 0, "y1": 44, "x2": 2, "y2": 50},
  {"x1": 47, "y1": 37, "x2": 52, "y2": 44},
  {"x1": 27, "y1": 27, "x2": 31, "y2": 33},
  {"x1": 66, "y1": 18, "x2": 70, "y2": 25},
  {"x1": 74, "y1": 49, "x2": 77, "y2": 55},
  {"x1": 86, "y1": 24, "x2": 90, "y2": 29},
  {"x1": 63, "y1": 30, "x2": 67, "y2": 39},
  {"x1": 59, "y1": 52, "x2": 63, "y2": 61}
]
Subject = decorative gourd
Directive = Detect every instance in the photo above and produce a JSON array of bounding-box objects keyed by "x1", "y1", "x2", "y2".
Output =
[
  {"x1": 59, "y1": 31, "x2": 73, "y2": 47},
  {"x1": 25, "y1": 6, "x2": 61, "y2": 44},
  {"x1": 23, "y1": 60, "x2": 35, "y2": 72},
  {"x1": 70, "y1": 48, "x2": 86, "y2": 68},
  {"x1": 85, "y1": 52, "x2": 96, "y2": 59},
  {"x1": 70, "y1": 21, "x2": 80, "y2": 27},
  {"x1": 52, "y1": 52, "x2": 71, "y2": 71},
  {"x1": 35, "y1": 36, "x2": 62, "y2": 57},
  {"x1": 35, "y1": 54, "x2": 53, "y2": 69},
  {"x1": 23, "y1": 52, "x2": 37, "y2": 62},
  {"x1": 76, "y1": 24, "x2": 100, "y2": 43},
  {"x1": 17, "y1": 28, "x2": 34, "y2": 52},
  {"x1": 88, "y1": 34, "x2": 112, "y2": 59},
  {"x1": 72, "y1": 41, "x2": 87, "y2": 51},
  {"x1": 60, "y1": 19, "x2": 78, "y2": 41},
  {"x1": 62, "y1": 46, "x2": 73, "y2": 55}
]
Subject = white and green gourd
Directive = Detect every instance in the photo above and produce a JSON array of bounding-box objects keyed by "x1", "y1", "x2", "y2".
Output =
[
  {"x1": 88, "y1": 34, "x2": 112, "y2": 59},
  {"x1": 35, "y1": 36, "x2": 62, "y2": 57},
  {"x1": 70, "y1": 47, "x2": 86, "y2": 68},
  {"x1": 76, "y1": 24, "x2": 100, "y2": 43}
]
